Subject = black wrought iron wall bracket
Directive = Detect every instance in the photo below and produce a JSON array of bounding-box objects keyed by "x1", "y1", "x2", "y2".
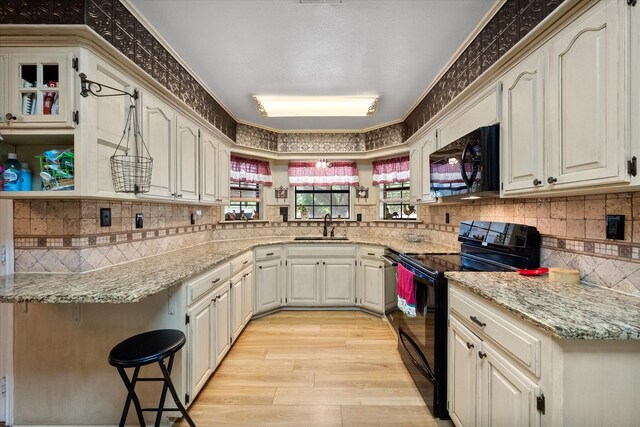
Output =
[{"x1": 79, "y1": 73, "x2": 138, "y2": 99}]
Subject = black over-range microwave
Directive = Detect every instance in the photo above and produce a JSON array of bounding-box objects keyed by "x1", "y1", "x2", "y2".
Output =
[{"x1": 429, "y1": 124, "x2": 499, "y2": 198}]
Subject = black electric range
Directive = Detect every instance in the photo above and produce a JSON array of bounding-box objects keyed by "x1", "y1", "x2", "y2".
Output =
[{"x1": 388, "y1": 221, "x2": 541, "y2": 419}]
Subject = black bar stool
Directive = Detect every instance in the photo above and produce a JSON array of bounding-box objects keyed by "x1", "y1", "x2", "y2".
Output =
[{"x1": 108, "y1": 329, "x2": 196, "y2": 427}]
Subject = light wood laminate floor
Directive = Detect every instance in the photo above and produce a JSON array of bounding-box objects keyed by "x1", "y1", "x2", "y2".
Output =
[{"x1": 177, "y1": 311, "x2": 452, "y2": 426}]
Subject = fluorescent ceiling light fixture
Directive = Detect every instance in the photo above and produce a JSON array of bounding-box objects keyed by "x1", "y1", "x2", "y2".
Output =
[{"x1": 252, "y1": 96, "x2": 379, "y2": 118}]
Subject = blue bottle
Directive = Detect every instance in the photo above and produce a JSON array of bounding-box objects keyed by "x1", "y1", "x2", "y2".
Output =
[
  {"x1": 20, "y1": 163, "x2": 32, "y2": 191},
  {"x1": 3, "y1": 153, "x2": 21, "y2": 191}
]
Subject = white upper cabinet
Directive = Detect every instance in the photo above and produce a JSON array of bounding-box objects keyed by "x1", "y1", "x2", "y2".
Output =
[
  {"x1": 176, "y1": 113, "x2": 200, "y2": 201},
  {"x1": 200, "y1": 130, "x2": 220, "y2": 203},
  {"x1": 141, "y1": 92, "x2": 175, "y2": 200},
  {"x1": 501, "y1": 49, "x2": 547, "y2": 195},
  {"x1": 2, "y1": 48, "x2": 77, "y2": 128},
  {"x1": 547, "y1": 0, "x2": 629, "y2": 189},
  {"x1": 408, "y1": 129, "x2": 437, "y2": 204},
  {"x1": 217, "y1": 142, "x2": 231, "y2": 204}
]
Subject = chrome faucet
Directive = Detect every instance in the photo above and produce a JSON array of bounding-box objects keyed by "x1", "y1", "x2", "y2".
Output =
[{"x1": 322, "y1": 213, "x2": 331, "y2": 237}]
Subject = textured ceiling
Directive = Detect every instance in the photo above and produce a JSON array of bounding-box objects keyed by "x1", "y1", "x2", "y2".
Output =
[{"x1": 128, "y1": 0, "x2": 495, "y2": 131}]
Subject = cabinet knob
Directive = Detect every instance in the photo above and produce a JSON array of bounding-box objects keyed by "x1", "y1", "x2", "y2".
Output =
[
  {"x1": 5, "y1": 113, "x2": 16, "y2": 121},
  {"x1": 478, "y1": 351, "x2": 487, "y2": 359},
  {"x1": 379, "y1": 265, "x2": 383, "y2": 269},
  {"x1": 258, "y1": 266, "x2": 263, "y2": 269},
  {"x1": 547, "y1": 176, "x2": 557, "y2": 184},
  {"x1": 532, "y1": 178, "x2": 542, "y2": 186},
  {"x1": 466, "y1": 342, "x2": 474, "y2": 349},
  {"x1": 177, "y1": 194, "x2": 183, "y2": 198},
  {"x1": 316, "y1": 261, "x2": 320, "y2": 265}
]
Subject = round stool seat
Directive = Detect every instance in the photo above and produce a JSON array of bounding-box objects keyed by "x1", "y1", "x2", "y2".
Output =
[{"x1": 109, "y1": 329, "x2": 186, "y2": 368}]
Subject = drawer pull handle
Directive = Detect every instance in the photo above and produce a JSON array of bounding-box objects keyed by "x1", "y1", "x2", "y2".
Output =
[
  {"x1": 470, "y1": 316, "x2": 486, "y2": 327},
  {"x1": 478, "y1": 351, "x2": 487, "y2": 359},
  {"x1": 368, "y1": 252, "x2": 375, "y2": 256},
  {"x1": 266, "y1": 252, "x2": 274, "y2": 256},
  {"x1": 242, "y1": 260, "x2": 249, "y2": 265},
  {"x1": 212, "y1": 278, "x2": 220, "y2": 284},
  {"x1": 466, "y1": 342, "x2": 474, "y2": 349}
]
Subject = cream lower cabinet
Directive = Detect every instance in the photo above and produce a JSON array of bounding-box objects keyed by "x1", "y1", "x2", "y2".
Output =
[
  {"x1": 321, "y1": 259, "x2": 356, "y2": 305},
  {"x1": 187, "y1": 295, "x2": 215, "y2": 399},
  {"x1": 255, "y1": 247, "x2": 284, "y2": 314},
  {"x1": 448, "y1": 283, "x2": 543, "y2": 427},
  {"x1": 230, "y1": 253, "x2": 254, "y2": 342},
  {"x1": 286, "y1": 245, "x2": 357, "y2": 307},
  {"x1": 184, "y1": 261, "x2": 231, "y2": 404},
  {"x1": 213, "y1": 283, "x2": 231, "y2": 366},
  {"x1": 357, "y1": 246, "x2": 385, "y2": 314}
]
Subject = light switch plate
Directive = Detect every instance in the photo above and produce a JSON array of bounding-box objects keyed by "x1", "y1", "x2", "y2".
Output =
[{"x1": 135, "y1": 213, "x2": 143, "y2": 229}]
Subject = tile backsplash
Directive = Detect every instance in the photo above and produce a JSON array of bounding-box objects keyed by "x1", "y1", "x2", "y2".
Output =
[{"x1": 10, "y1": 193, "x2": 640, "y2": 296}]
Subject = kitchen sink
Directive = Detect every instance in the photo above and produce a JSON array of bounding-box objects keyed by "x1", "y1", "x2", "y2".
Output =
[{"x1": 293, "y1": 236, "x2": 349, "y2": 241}]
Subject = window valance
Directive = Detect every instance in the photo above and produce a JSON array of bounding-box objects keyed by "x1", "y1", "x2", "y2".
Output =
[
  {"x1": 372, "y1": 155, "x2": 410, "y2": 185},
  {"x1": 230, "y1": 155, "x2": 272, "y2": 187},
  {"x1": 288, "y1": 161, "x2": 359, "y2": 187}
]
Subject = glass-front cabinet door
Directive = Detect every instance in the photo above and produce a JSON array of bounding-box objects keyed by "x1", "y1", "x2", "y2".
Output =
[{"x1": 6, "y1": 50, "x2": 76, "y2": 128}]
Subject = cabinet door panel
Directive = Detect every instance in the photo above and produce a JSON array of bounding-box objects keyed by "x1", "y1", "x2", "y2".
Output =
[
  {"x1": 501, "y1": 50, "x2": 546, "y2": 193},
  {"x1": 214, "y1": 286, "x2": 231, "y2": 366},
  {"x1": 322, "y1": 259, "x2": 354, "y2": 305},
  {"x1": 142, "y1": 94, "x2": 174, "y2": 198},
  {"x1": 287, "y1": 260, "x2": 319, "y2": 305},
  {"x1": 481, "y1": 342, "x2": 540, "y2": 427},
  {"x1": 448, "y1": 317, "x2": 479, "y2": 427},
  {"x1": 218, "y1": 144, "x2": 231, "y2": 204},
  {"x1": 361, "y1": 259, "x2": 383, "y2": 312},
  {"x1": 231, "y1": 275, "x2": 243, "y2": 341},
  {"x1": 200, "y1": 131, "x2": 219, "y2": 203},
  {"x1": 188, "y1": 299, "x2": 213, "y2": 398},
  {"x1": 409, "y1": 144, "x2": 422, "y2": 203},
  {"x1": 243, "y1": 270, "x2": 254, "y2": 324},
  {"x1": 549, "y1": 2, "x2": 627, "y2": 187},
  {"x1": 176, "y1": 115, "x2": 199, "y2": 201},
  {"x1": 419, "y1": 132, "x2": 437, "y2": 203},
  {"x1": 256, "y1": 260, "x2": 281, "y2": 313}
]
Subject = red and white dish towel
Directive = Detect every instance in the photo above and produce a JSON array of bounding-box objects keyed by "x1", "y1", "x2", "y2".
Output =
[{"x1": 397, "y1": 263, "x2": 416, "y2": 317}]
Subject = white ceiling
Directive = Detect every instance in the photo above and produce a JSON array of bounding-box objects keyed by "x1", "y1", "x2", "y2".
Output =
[{"x1": 129, "y1": 0, "x2": 495, "y2": 131}]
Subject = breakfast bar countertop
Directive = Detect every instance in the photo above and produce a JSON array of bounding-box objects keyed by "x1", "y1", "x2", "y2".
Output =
[
  {"x1": 0, "y1": 236, "x2": 458, "y2": 304},
  {"x1": 445, "y1": 271, "x2": 640, "y2": 341}
]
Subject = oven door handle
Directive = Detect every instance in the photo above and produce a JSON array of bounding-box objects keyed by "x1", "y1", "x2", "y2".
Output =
[
  {"x1": 381, "y1": 255, "x2": 398, "y2": 266},
  {"x1": 399, "y1": 328, "x2": 437, "y2": 383}
]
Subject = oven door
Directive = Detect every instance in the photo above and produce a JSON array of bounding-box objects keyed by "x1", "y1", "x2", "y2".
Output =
[{"x1": 391, "y1": 262, "x2": 447, "y2": 418}]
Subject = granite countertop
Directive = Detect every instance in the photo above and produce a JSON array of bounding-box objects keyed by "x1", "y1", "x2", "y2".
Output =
[
  {"x1": 445, "y1": 271, "x2": 640, "y2": 340},
  {"x1": 0, "y1": 236, "x2": 458, "y2": 304}
]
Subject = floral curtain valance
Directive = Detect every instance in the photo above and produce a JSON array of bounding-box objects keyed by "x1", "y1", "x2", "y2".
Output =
[
  {"x1": 230, "y1": 155, "x2": 273, "y2": 186},
  {"x1": 372, "y1": 155, "x2": 410, "y2": 185},
  {"x1": 288, "y1": 161, "x2": 359, "y2": 187}
]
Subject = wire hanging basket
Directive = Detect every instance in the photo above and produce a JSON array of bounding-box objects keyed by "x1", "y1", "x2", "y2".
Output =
[{"x1": 109, "y1": 92, "x2": 153, "y2": 194}]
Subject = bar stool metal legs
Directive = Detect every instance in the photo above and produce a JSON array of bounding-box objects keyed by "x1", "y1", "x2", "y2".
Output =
[{"x1": 109, "y1": 329, "x2": 196, "y2": 427}]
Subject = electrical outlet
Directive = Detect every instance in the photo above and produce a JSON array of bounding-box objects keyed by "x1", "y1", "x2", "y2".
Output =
[
  {"x1": 100, "y1": 208, "x2": 111, "y2": 227},
  {"x1": 135, "y1": 213, "x2": 143, "y2": 229},
  {"x1": 445, "y1": 213, "x2": 450, "y2": 224},
  {"x1": 606, "y1": 215, "x2": 624, "y2": 240}
]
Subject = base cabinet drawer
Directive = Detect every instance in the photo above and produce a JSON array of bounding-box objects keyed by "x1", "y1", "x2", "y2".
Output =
[
  {"x1": 186, "y1": 262, "x2": 231, "y2": 306},
  {"x1": 450, "y1": 287, "x2": 540, "y2": 376}
]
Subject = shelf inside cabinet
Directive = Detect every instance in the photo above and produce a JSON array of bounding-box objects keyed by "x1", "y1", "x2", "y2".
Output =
[{"x1": 0, "y1": 133, "x2": 75, "y2": 196}]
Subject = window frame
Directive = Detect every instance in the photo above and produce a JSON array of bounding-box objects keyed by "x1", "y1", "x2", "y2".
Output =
[
  {"x1": 294, "y1": 185, "x2": 352, "y2": 220},
  {"x1": 224, "y1": 181, "x2": 261, "y2": 220},
  {"x1": 379, "y1": 181, "x2": 416, "y2": 220}
]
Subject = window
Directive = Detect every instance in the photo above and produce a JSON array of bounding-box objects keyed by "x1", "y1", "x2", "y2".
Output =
[
  {"x1": 224, "y1": 182, "x2": 260, "y2": 220},
  {"x1": 295, "y1": 185, "x2": 350, "y2": 219},
  {"x1": 380, "y1": 182, "x2": 416, "y2": 220}
]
